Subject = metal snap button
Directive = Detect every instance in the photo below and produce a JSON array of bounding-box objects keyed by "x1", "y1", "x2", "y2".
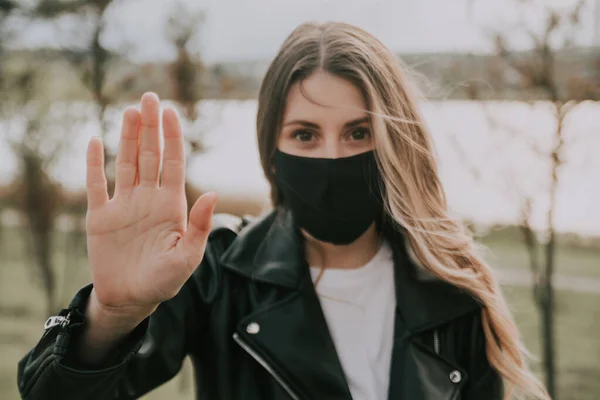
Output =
[
  {"x1": 449, "y1": 370, "x2": 462, "y2": 384},
  {"x1": 246, "y1": 322, "x2": 260, "y2": 334}
]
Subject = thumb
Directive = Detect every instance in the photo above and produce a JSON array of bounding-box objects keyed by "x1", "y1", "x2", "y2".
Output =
[{"x1": 179, "y1": 192, "x2": 217, "y2": 269}]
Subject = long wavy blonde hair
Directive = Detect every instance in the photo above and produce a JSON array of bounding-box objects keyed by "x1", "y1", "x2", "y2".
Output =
[{"x1": 256, "y1": 21, "x2": 549, "y2": 400}]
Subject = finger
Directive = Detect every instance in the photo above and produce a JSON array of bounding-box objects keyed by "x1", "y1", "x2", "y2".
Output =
[
  {"x1": 138, "y1": 92, "x2": 161, "y2": 187},
  {"x1": 161, "y1": 107, "x2": 185, "y2": 189},
  {"x1": 179, "y1": 192, "x2": 217, "y2": 269},
  {"x1": 114, "y1": 108, "x2": 141, "y2": 194},
  {"x1": 86, "y1": 137, "x2": 109, "y2": 210}
]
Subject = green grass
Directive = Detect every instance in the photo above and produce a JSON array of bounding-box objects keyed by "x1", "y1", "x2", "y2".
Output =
[
  {"x1": 0, "y1": 226, "x2": 599, "y2": 399},
  {"x1": 0, "y1": 227, "x2": 195, "y2": 400},
  {"x1": 480, "y1": 226, "x2": 600, "y2": 280},
  {"x1": 504, "y1": 286, "x2": 600, "y2": 399}
]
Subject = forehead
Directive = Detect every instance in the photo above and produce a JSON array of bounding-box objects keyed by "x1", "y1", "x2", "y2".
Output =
[{"x1": 283, "y1": 71, "x2": 368, "y2": 122}]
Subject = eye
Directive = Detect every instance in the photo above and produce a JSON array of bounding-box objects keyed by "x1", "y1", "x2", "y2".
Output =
[
  {"x1": 292, "y1": 130, "x2": 315, "y2": 142},
  {"x1": 349, "y1": 127, "x2": 371, "y2": 141}
]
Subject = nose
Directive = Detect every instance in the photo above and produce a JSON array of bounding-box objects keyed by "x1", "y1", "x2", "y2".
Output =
[{"x1": 322, "y1": 134, "x2": 344, "y2": 159}]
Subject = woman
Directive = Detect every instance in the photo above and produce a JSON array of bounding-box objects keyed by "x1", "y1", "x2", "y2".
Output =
[{"x1": 18, "y1": 22, "x2": 549, "y2": 400}]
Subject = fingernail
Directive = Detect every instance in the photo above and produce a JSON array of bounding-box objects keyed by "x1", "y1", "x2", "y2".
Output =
[
  {"x1": 142, "y1": 92, "x2": 159, "y2": 103},
  {"x1": 205, "y1": 191, "x2": 217, "y2": 205}
]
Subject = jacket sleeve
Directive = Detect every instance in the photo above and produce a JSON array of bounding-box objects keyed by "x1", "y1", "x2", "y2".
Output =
[
  {"x1": 17, "y1": 225, "x2": 235, "y2": 400},
  {"x1": 462, "y1": 310, "x2": 504, "y2": 400}
]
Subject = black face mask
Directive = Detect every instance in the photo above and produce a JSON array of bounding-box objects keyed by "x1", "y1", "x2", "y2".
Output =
[{"x1": 274, "y1": 150, "x2": 384, "y2": 245}]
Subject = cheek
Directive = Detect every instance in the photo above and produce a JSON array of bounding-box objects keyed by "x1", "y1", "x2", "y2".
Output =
[
  {"x1": 277, "y1": 141, "x2": 303, "y2": 156},
  {"x1": 275, "y1": 132, "x2": 289, "y2": 153},
  {"x1": 275, "y1": 132, "x2": 287, "y2": 149}
]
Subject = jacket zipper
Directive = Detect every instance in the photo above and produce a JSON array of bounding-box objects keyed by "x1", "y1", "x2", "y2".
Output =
[
  {"x1": 233, "y1": 333, "x2": 301, "y2": 400},
  {"x1": 433, "y1": 329, "x2": 440, "y2": 355},
  {"x1": 44, "y1": 311, "x2": 71, "y2": 330}
]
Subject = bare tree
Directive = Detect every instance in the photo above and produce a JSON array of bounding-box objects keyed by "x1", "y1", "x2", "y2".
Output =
[
  {"x1": 166, "y1": 1, "x2": 204, "y2": 121},
  {"x1": 1, "y1": 3, "x2": 87, "y2": 315},
  {"x1": 32, "y1": 0, "x2": 138, "y2": 190},
  {"x1": 3, "y1": 66, "x2": 82, "y2": 317},
  {"x1": 165, "y1": 1, "x2": 228, "y2": 220},
  {"x1": 0, "y1": 0, "x2": 18, "y2": 300},
  {"x1": 28, "y1": 1, "x2": 140, "y2": 291},
  {"x1": 34, "y1": 0, "x2": 114, "y2": 130},
  {"x1": 0, "y1": 0, "x2": 17, "y2": 104},
  {"x1": 166, "y1": 0, "x2": 209, "y2": 160},
  {"x1": 462, "y1": 0, "x2": 599, "y2": 397}
]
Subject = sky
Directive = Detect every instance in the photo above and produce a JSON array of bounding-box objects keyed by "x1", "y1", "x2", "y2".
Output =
[{"x1": 12, "y1": 0, "x2": 598, "y2": 63}]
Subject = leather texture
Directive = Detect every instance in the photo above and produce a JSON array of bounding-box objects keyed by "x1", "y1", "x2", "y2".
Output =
[{"x1": 17, "y1": 209, "x2": 503, "y2": 400}]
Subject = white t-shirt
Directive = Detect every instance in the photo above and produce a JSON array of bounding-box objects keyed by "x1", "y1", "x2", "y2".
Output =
[{"x1": 309, "y1": 241, "x2": 396, "y2": 400}]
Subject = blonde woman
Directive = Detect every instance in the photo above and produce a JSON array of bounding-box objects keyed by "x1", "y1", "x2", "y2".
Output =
[{"x1": 18, "y1": 22, "x2": 549, "y2": 400}]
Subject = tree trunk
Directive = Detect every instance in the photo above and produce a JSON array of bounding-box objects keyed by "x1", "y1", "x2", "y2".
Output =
[
  {"x1": 519, "y1": 199, "x2": 542, "y2": 304},
  {"x1": 540, "y1": 103, "x2": 564, "y2": 399},
  {"x1": 60, "y1": 214, "x2": 86, "y2": 307},
  {"x1": 541, "y1": 235, "x2": 557, "y2": 399},
  {"x1": 21, "y1": 151, "x2": 59, "y2": 318},
  {"x1": 32, "y1": 228, "x2": 55, "y2": 318}
]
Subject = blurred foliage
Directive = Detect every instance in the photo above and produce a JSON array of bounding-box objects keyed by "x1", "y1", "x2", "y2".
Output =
[
  {"x1": 462, "y1": 0, "x2": 600, "y2": 102},
  {"x1": 0, "y1": 0, "x2": 16, "y2": 13},
  {"x1": 166, "y1": 1, "x2": 206, "y2": 154}
]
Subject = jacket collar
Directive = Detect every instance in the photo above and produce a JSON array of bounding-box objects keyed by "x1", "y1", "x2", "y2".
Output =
[{"x1": 221, "y1": 209, "x2": 479, "y2": 333}]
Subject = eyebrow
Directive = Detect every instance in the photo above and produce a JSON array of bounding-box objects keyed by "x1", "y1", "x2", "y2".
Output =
[{"x1": 282, "y1": 116, "x2": 370, "y2": 129}]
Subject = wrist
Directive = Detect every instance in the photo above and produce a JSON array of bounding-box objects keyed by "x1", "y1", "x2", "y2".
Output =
[
  {"x1": 86, "y1": 289, "x2": 155, "y2": 343},
  {"x1": 75, "y1": 290, "x2": 154, "y2": 366}
]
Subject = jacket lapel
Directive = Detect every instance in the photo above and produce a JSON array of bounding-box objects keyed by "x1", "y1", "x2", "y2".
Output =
[
  {"x1": 222, "y1": 209, "x2": 352, "y2": 399},
  {"x1": 221, "y1": 210, "x2": 305, "y2": 289},
  {"x1": 234, "y1": 276, "x2": 353, "y2": 400},
  {"x1": 222, "y1": 209, "x2": 480, "y2": 400},
  {"x1": 386, "y1": 226, "x2": 477, "y2": 400},
  {"x1": 222, "y1": 210, "x2": 480, "y2": 331},
  {"x1": 386, "y1": 226, "x2": 480, "y2": 334}
]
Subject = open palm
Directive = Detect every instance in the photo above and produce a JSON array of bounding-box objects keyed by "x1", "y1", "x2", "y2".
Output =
[{"x1": 85, "y1": 93, "x2": 216, "y2": 316}]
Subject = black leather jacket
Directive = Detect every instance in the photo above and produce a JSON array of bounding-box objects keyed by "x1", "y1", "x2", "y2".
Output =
[{"x1": 18, "y1": 210, "x2": 503, "y2": 400}]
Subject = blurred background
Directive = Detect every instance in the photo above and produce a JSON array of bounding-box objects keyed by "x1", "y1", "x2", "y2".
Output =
[{"x1": 0, "y1": 0, "x2": 599, "y2": 399}]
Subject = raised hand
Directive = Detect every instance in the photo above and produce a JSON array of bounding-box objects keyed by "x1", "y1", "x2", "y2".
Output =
[{"x1": 85, "y1": 92, "x2": 216, "y2": 321}]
